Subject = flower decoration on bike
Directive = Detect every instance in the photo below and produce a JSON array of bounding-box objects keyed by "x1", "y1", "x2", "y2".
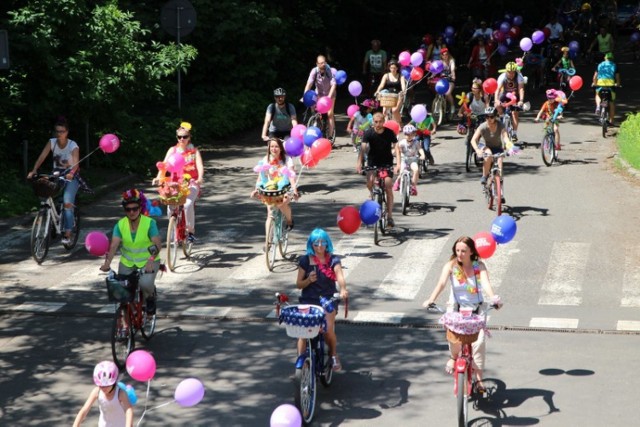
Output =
[
  {"x1": 253, "y1": 160, "x2": 293, "y2": 191},
  {"x1": 156, "y1": 177, "x2": 190, "y2": 206}
]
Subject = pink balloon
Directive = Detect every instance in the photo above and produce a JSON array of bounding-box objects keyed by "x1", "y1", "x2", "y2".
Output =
[
  {"x1": 126, "y1": 350, "x2": 157, "y2": 382},
  {"x1": 174, "y1": 378, "x2": 205, "y2": 407},
  {"x1": 347, "y1": 104, "x2": 359, "y2": 118},
  {"x1": 398, "y1": 51, "x2": 411, "y2": 66},
  {"x1": 99, "y1": 134, "x2": 120, "y2": 154},
  {"x1": 316, "y1": 96, "x2": 333, "y2": 114},
  {"x1": 156, "y1": 161, "x2": 166, "y2": 171},
  {"x1": 84, "y1": 231, "x2": 109, "y2": 256},
  {"x1": 166, "y1": 152, "x2": 185, "y2": 173},
  {"x1": 290, "y1": 124, "x2": 306, "y2": 142}
]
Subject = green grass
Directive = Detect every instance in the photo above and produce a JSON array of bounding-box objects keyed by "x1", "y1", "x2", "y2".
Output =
[{"x1": 617, "y1": 112, "x2": 640, "y2": 170}]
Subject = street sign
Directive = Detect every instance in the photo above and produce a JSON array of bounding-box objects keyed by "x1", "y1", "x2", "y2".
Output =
[
  {"x1": 161, "y1": 0, "x2": 196, "y2": 38},
  {"x1": 0, "y1": 30, "x2": 9, "y2": 70}
]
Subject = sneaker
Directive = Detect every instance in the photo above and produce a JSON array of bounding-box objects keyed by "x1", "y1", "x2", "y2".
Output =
[
  {"x1": 386, "y1": 217, "x2": 395, "y2": 229},
  {"x1": 61, "y1": 237, "x2": 71, "y2": 245},
  {"x1": 410, "y1": 185, "x2": 417, "y2": 196},
  {"x1": 146, "y1": 298, "x2": 156, "y2": 315},
  {"x1": 511, "y1": 132, "x2": 518, "y2": 142},
  {"x1": 187, "y1": 233, "x2": 196, "y2": 244},
  {"x1": 555, "y1": 144, "x2": 561, "y2": 151},
  {"x1": 286, "y1": 220, "x2": 294, "y2": 231},
  {"x1": 480, "y1": 176, "x2": 487, "y2": 185},
  {"x1": 392, "y1": 180, "x2": 400, "y2": 191},
  {"x1": 331, "y1": 356, "x2": 342, "y2": 372},
  {"x1": 595, "y1": 106, "x2": 599, "y2": 115}
]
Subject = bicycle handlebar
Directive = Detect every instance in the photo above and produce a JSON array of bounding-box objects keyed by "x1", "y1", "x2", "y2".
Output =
[
  {"x1": 426, "y1": 302, "x2": 498, "y2": 314},
  {"x1": 275, "y1": 292, "x2": 348, "y2": 318}
]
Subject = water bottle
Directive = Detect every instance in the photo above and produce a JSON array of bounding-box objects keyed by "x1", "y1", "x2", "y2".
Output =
[{"x1": 320, "y1": 296, "x2": 335, "y2": 313}]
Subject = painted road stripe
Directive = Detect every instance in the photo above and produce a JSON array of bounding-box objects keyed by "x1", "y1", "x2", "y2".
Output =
[
  {"x1": 12, "y1": 301, "x2": 66, "y2": 313},
  {"x1": 484, "y1": 240, "x2": 519, "y2": 291},
  {"x1": 352, "y1": 311, "x2": 404, "y2": 324},
  {"x1": 333, "y1": 235, "x2": 371, "y2": 280},
  {"x1": 373, "y1": 237, "x2": 448, "y2": 300},
  {"x1": 529, "y1": 317, "x2": 579, "y2": 329},
  {"x1": 50, "y1": 265, "x2": 105, "y2": 291},
  {"x1": 181, "y1": 306, "x2": 231, "y2": 317},
  {"x1": 616, "y1": 320, "x2": 640, "y2": 331},
  {"x1": 621, "y1": 248, "x2": 640, "y2": 307},
  {"x1": 538, "y1": 242, "x2": 589, "y2": 306}
]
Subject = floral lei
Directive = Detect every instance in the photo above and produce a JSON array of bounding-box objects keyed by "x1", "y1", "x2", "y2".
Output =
[
  {"x1": 452, "y1": 261, "x2": 481, "y2": 294},
  {"x1": 312, "y1": 255, "x2": 336, "y2": 281}
]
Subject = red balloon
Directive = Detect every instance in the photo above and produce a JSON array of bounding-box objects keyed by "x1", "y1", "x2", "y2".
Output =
[
  {"x1": 473, "y1": 231, "x2": 497, "y2": 259},
  {"x1": 383, "y1": 120, "x2": 400, "y2": 135},
  {"x1": 569, "y1": 75, "x2": 583, "y2": 91},
  {"x1": 301, "y1": 150, "x2": 319, "y2": 168},
  {"x1": 482, "y1": 78, "x2": 498, "y2": 95},
  {"x1": 493, "y1": 30, "x2": 506, "y2": 42},
  {"x1": 337, "y1": 206, "x2": 361, "y2": 234},
  {"x1": 310, "y1": 138, "x2": 332, "y2": 160},
  {"x1": 410, "y1": 66, "x2": 424, "y2": 81}
]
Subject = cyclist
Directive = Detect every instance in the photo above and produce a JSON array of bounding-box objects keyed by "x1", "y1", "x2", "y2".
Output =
[
  {"x1": 534, "y1": 89, "x2": 564, "y2": 151},
  {"x1": 494, "y1": 61, "x2": 525, "y2": 141},
  {"x1": 250, "y1": 137, "x2": 299, "y2": 232},
  {"x1": 346, "y1": 99, "x2": 376, "y2": 153},
  {"x1": 551, "y1": 47, "x2": 576, "y2": 89},
  {"x1": 457, "y1": 78, "x2": 488, "y2": 134},
  {"x1": 392, "y1": 124, "x2": 425, "y2": 196},
  {"x1": 302, "y1": 55, "x2": 337, "y2": 140},
  {"x1": 296, "y1": 228, "x2": 348, "y2": 371},
  {"x1": 356, "y1": 112, "x2": 400, "y2": 229},
  {"x1": 592, "y1": 52, "x2": 621, "y2": 126},
  {"x1": 261, "y1": 88, "x2": 298, "y2": 142},
  {"x1": 152, "y1": 122, "x2": 203, "y2": 243},
  {"x1": 470, "y1": 107, "x2": 511, "y2": 198},
  {"x1": 73, "y1": 361, "x2": 133, "y2": 427},
  {"x1": 100, "y1": 189, "x2": 162, "y2": 315},
  {"x1": 27, "y1": 117, "x2": 80, "y2": 245},
  {"x1": 362, "y1": 39, "x2": 388, "y2": 97},
  {"x1": 422, "y1": 236, "x2": 502, "y2": 391},
  {"x1": 374, "y1": 59, "x2": 407, "y2": 124},
  {"x1": 588, "y1": 26, "x2": 615, "y2": 63},
  {"x1": 440, "y1": 48, "x2": 457, "y2": 119}
]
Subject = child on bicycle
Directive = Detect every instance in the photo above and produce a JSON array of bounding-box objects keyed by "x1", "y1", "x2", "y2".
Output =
[
  {"x1": 295, "y1": 228, "x2": 348, "y2": 371},
  {"x1": 411, "y1": 107, "x2": 436, "y2": 169},
  {"x1": 393, "y1": 124, "x2": 425, "y2": 196},
  {"x1": 346, "y1": 99, "x2": 376, "y2": 152},
  {"x1": 73, "y1": 361, "x2": 134, "y2": 427},
  {"x1": 534, "y1": 89, "x2": 565, "y2": 150}
]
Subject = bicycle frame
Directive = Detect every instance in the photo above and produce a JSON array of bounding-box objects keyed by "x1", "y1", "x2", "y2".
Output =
[
  {"x1": 166, "y1": 203, "x2": 191, "y2": 271},
  {"x1": 366, "y1": 166, "x2": 391, "y2": 244},
  {"x1": 483, "y1": 152, "x2": 507, "y2": 216},
  {"x1": 399, "y1": 163, "x2": 413, "y2": 216}
]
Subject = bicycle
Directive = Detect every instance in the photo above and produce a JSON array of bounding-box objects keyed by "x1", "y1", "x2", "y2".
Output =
[
  {"x1": 164, "y1": 201, "x2": 193, "y2": 272},
  {"x1": 482, "y1": 152, "x2": 508, "y2": 216},
  {"x1": 539, "y1": 104, "x2": 564, "y2": 166},
  {"x1": 427, "y1": 303, "x2": 496, "y2": 427},
  {"x1": 500, "y1": 104, "x2": 522, "y2": 142},
  {"x1": 376, "y1": 91, "x2": 400, "y2": 122},
  {"x1": 106, "y1": 270, "x2": 156, "y2": 369},
  {"x1": 465, "y1": 114, "x2": 485, "y2": 173},
  {"x1": 28, "y1": 173, "x2": 80, "y2": 264},
  {"x1": 304, "y1": 106, "x2": 336, "y2": 146},
  {"x1": 276, "y1": 292, "x2": 347, "y2": 425},
  {"x1": 398, "y1": 161, "x2": 416, "y2": 216},
  {"x1": 253, "y1": 188, "x2": 294, "y2": 271},
  {"x1": 554, "y1": 67, "x2": 575, "y2": 92},
  {"x1": 365, "y1": 166, "x2": 392, "y2": 245},
  {"x1": 595, "y1": 85, "x2": 616, "y2": 138},
  {"x1": 430, "y1": 84, "x2": 446, "y2": 126}
]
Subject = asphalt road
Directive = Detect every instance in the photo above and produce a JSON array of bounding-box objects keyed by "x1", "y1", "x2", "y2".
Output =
[{"x1": 1, "y1": 50, "x2": 639, "y2": 426}]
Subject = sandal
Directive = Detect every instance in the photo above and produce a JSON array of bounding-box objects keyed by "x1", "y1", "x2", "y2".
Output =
[{"x1": 445, "y1": 358, "x2": 455, "y2": 375}]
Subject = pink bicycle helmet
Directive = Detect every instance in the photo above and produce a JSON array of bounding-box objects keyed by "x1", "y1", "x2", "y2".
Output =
[
  {"x1": 361, "y1": 98, "x2": 378, "y2": 108},
  {"x1": 93, "y1": 361, "x2": 119, "y2": 387},
  {"x1": 546, "y1": 89, "x2": 557, "y2": 100}
]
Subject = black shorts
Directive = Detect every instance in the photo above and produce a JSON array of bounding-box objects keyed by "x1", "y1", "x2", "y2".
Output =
[{"x1": 268, "y1": 130, "x2": 291, "y2": 140}]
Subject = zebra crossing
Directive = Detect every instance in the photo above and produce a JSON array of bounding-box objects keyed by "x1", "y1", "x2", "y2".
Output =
[{"x1": 2, "y1": 229, "x2": 640, "y2": 332}]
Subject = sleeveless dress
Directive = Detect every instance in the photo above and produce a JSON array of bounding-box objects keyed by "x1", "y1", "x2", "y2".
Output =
[{"x1": 98, "y1": 388, "x2": 126, "y2": 427}]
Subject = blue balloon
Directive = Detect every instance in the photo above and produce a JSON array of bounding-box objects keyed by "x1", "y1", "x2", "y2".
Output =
[
  {"x1": 630, "y1": 32, "x2": 640, "y2": 43},
  {"x1": 444, "y1": 26, "x2": 455, "y2": 37},
  {"x1": 490, "y1": 214, "x2": 517, "y2": 244},
  {"x1": 435, "y1": 78, "x2": 449, "y2": 95},
  {"x1": 401, "y1": 66, "x2": 411, "y2": 80},
  {"x1": 303, "y1": 126, "x2": 322, "y2": 147},
  {"x1": 303, "y1": 90, "x2": 317, "y2": 107},
  {"x1": 118, "y1": 382, "x2": 138, "y2": 405},
  {"x1": 335, "y1": 70, "x2": 347, "y2": 85},
  {"x1": 568, "y1": 40, "x2": 580, "y2": 52},
  {"x1": 513, "y1": 15, "x2": 523, "y2": 26},
  {"x1": 359, "y1": 200, "x2": 381, "y2": 225}
]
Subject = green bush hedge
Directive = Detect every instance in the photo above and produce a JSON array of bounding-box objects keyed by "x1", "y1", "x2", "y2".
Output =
[{"x1": 617, "y1": 112, "x2": 640, "y2": 171}]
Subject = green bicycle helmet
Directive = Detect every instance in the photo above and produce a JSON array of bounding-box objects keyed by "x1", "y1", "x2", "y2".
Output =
[{"x1": 505, "y1": 61, "x2": 518, "y2": 72}]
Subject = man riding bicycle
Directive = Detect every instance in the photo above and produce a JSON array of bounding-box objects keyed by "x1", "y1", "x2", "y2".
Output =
[
  {"x1": 100, "y1": 189, "x2": 162, "y2": 315},
  {"x1": 494, "y1": 61, "x2": 525, "y2": 141},
  {"x1": 592, "y1": 52, "x2": 621, "y2": 126},
  {"x1": 302, "y1": 55, "x2": 337, "y2": 140}
]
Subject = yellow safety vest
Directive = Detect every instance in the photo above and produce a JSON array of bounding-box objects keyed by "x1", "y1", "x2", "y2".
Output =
[{"x1": 117, "y1": 215, "x2": 154, "y2": 268}]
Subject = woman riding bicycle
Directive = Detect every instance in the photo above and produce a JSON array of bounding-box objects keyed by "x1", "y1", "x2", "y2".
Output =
[
  {"x1": 100, "y1": 189, "x2": 162, "y2": 315},
  {"x1": 534, "y1": 89, "x2": 564, "y2": 150},
  {"x1": 152, "y1": 122, "x2": 204, "y2": 243},
  {"x1": 295, "y1": 228, "x2": 348, "y2": 371},
  {"x1": 440, "y1": 48, "x2": 457, "y2": 119},
  {"x1": 251, "y1": 138, "x2": 299, "y2": 232},
  {"x1": 374, "y1": 59, "x2": 407, "y2": 124},
  {"x1": 422, "y1": 236, "x2": 502, "y2": 392},
  {"x1": 457, "y1": 78, "x2": 488, "y2": 134},
  {"x1": 470, "y1": 107, "x2": 510, "y2": 188},
  {"x1": 494, "y1": 61, "x2": 525, "y2": 141}
]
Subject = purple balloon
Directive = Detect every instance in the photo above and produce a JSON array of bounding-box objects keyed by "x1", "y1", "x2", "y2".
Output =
[
  {"x1": 568, "y1": 40, "x2": 580, "y2": 52},
  {"x1": 532, "y1": 30, "x2": 545, "y2": 45},
  {"x1": 410, "y1": 52, "x2": 424, "y2": 67},
  {"x1": 410, "y1": 104, "x2": 427, "y2": 123},
  {"x1": 500, "y1": 21, "x2": 511, "y2": 34},
  {"x1": 519, "y1": 37, "x2": 533, "y2": 52},
  {"x1": 497, "y1": 44, "x2": 508, "y2": 56},
  {"x1": 284, "y1": 137, "x2": 304, "y2": 157},
  {"x1": 348, "y1": 80, "x2": 362, "y2": 97},
  {"x1": 174, "y1": 378, "x2": 205, "y2": 407},
  {"x1": 429, "y1": 60, "x2": 444, "y2": 74},
  {"x1": 270, "y1": 404, "x2": 302, "y2": 427},
  {"x1": 631, "y1": 32, "x2": 640, "y2": 43},
  {"x1": 445, "y1": 26, "x2": 455, "y2": 37},
  {"x1": 513, "y1": 15, "x2": 523, "y2": 26},
  {"x1": 435, "y1": 78, "x2": 449, "y2": 95}
]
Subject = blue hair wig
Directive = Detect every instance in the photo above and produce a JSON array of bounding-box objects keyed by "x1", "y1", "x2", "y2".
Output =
[{"x1": 305, "y1": 228, "x2": 334, "y2": 255}]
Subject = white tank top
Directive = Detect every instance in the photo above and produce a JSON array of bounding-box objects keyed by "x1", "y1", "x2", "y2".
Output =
[
  {"x1": 98, "y1": 388, "x2": 126, "y2": 427},
  {"x1": 470, "y1": 96, "x2": 486, "y2": 115}
]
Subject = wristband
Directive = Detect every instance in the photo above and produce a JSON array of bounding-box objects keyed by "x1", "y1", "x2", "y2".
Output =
[{"x1": 148, "y1": 256, "x2": 155, "y2": 262}]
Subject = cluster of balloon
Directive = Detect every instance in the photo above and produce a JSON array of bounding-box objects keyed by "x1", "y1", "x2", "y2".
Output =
[
  {"x1": 84, "y1": 231, "x2": 110, "y2": 256},
  {"x1": 336, "y1": 200, "x2": 381, "y2": 234},
  {"x1": 270, "y1": 403, "x2": 302, "y2": 427},
  {"x1": 281, "y1": 122, "x2": 333, "y2": 171},
  {"x1": 473, "y1": 214, "x2": 517, "y2": 259}
]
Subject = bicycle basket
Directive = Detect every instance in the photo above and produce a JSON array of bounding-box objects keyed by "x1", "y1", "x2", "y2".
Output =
[
  {"x1": 32, "y1": 177, "x2": 64, "y2": 198},
  {"x1": 279, "y1": 305, "x2": 325, "y2": 338},
  {"x1": 377, "y1": 92, "x2": 399, "y2": 108},
  {"x1": 256, "y1": 185, "x2": 290, "y2": 206},
  {"x1": 439, "y1": 311, "x2": 486, "y2": 344},
  {"x1": 106, "y1": 277, "x2": 136, "y2": 303}
]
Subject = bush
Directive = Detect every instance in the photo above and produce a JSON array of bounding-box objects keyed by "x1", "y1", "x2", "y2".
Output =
[{"x1": 617, "y1": 112, "x2": 640, "y2": 170}]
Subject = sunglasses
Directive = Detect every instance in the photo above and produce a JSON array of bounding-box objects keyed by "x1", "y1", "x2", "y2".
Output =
[
  {"x1": 487, "y1": 115, "x2": 496, "y2": 119},
  {"x1": 124, "y1": 206, "x2": 140, "y2": 212},
  {"x1": 176, "y1": 135, "x2": 190, "y2": 140},
  {"x1": 313, "y1": 241, "x2": 327, "y2": 247}
]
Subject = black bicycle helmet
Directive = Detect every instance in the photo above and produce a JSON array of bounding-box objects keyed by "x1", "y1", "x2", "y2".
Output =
[
  {"x1": 273, "y1": 88, "x2": 286, "y2": 96},
  {"x1": 484, "y1": 106, "x2": 496, "y2": 115}
]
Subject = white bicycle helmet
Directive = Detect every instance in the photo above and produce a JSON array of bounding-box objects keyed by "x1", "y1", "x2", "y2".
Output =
[
  {"x1": 484, "y1": 106, "x2": 496, "y2": 115},
  {"x1": 403, "y1": 124, "x2": 417, "y2": 134},
  {"x1": 93, "y1": 361, "x2": 119, "y2": 387}
]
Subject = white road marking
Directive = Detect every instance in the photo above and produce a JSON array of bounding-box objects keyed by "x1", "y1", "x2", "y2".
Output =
[
  {"x1": 616, "y1": 320, "x2": 640, "y2": 331},
  {"x1": 621, "y1": 249, "x2": 640, "y2": 307},
  {"x1": 529, "y1": 317, "x2": 579, "y2": 329},
  {"x1": 181, "y1": 306, "x2": 231, "y2": 317},
  {"x1": 373, "y1": 237, "x2": 447, "y2": 300},
  {"x1": 352, "y1": 311, "x2": 404, "y2": 324},
  {"x1": 538, "y1": 242, "x2": 589, "y2": 306},
  {"x1": 484, "y1": 240, "x2": 519, "y2": 291},
  {"x1": 12, "y1": 301, "x2": 66, "y2": 313},
  {"x1": 333, "y1": 235, "x2": 371, "y2": 280}
]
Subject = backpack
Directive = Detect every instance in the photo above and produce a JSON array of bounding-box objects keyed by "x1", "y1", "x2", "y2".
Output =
[{"x1": 268, "y1": 103, "x2": 295, "y2": 117}]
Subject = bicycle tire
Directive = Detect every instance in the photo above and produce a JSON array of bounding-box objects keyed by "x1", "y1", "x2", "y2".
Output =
[
  {"x1": 432, "y1": 97, "x2": 444, "y2": 126},
  {"x1": 318, "y1": 346, "x2": 333, "y2": 387},
  {"x1": 485, "y1": 179, "x2": 494, "y2": 211},
  {"x1": 401, "y1": 173, "x2": 410, "y2": 216},
  {"x1": 278, "y1": 214, "x2": 290, "y2": 258},
  {"x1": 494, "y1": 175, "x2": 503, "y2": 216},
  {"x1": 601, "y1": 107, "x2": 608, "y2": 138},
  {"x1": 140, "y1": 311, "x2": 156, "y2": 340},
  {"x1": 306, "y1": 114, "x2": 320, "y2": 130},
  {"x1": 30, "y1": 210, "x2": 50, "y2": 264},
  {"x1": 62, "y1": 207, "x2": 80, "y2": 250},
  {"x1": 111, "y1": 305, "x2": 134, "y2": 369},
  {"x1": 265, "y1": 217, "x2": 276, "y2": 271},
  {"x1": 166, "y1": 215, "x2": 179, "y2": 271},
  {"x1": 294, "y1": 357, "x2": 316, "y2": 424},
  {"x1": 457, "y1": 371, "x2": 467, "y2": 427},
  {"x1": 465, "y1": 137, "x2": 473, "y2": 172},
  {"x1": 541, "y1": 133, "x2": 555, "y2": 166}
]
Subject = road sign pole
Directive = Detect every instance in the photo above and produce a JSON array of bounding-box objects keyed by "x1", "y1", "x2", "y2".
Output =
[{"x1": 176, "y1": 7, "x2": 182, "y2": 110}]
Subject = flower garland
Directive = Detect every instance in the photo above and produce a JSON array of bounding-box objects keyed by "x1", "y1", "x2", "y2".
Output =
[
  {"x1": 452, "y1": 261, "x2": 481, "y2": 294},
  {"x1": 312, "y1": 255, "x2": 336, "y2": 281}
]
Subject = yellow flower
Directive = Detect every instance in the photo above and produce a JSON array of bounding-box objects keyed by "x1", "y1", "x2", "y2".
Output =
[{"x1": 180, "y1": 122, "x2": 192, "y2": 131}]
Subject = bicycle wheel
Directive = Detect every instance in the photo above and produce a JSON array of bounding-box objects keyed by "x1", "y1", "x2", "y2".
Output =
[
  {"x1": 494, "y1": 175, "x2": 503, "y2": 216},
  {"x1": 601, "y1": 107, "x2": 608, "y2": 138},
  {"x1": 140, "y1": 310, "x2": 156, "y2": 341},
  {"x1": 485, "y1": 179, "x2": 494, "y2": 211},
  {"x1": 306, "y1": 114, "x2": 320, "y2": 129},
  {"x1": 166, "y1": 215, "x2": 179, "y2": 271},
  {"x1": 401, "y1": 174, "x2": 410, "y2": 216},
  {"x1": 265, "y1": 217, "x2": 277, "y2": 271},
  {"x1": 319, "y1": 349, "x2": 334, "y2": 387},
  {"x1": 541, "y1": 133, "x2": 556, "y2": 166},
  {"x1": 465, "y1": 137, "x2": 473, "y2": 172},
  {"x1": 180, "y1": 212, "x2": 193, "y2": 258},
  {"x1": 294, "y1": 356, "x2": 316, "y2": 424},
  {"x1": 30, "y1": 210, "x2": 50, "y2": 264},
  {"x1": 63, "y1": 207, "x2": 80, "y2": 250},
  {"x1": 111, "y1": 305, "x2": 134, "y2": 369},
  {"x1": 278, "y1": 214, "x2": 290, "y2": 258},
  {"x1": 432, "y1": 97, "x2": 444, "y2": 126},
  {"x1": 456, "y1": 371, "x2": 468, "y2": 427}
]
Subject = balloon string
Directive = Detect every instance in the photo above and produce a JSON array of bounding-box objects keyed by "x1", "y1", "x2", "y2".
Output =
[
  {"x1": 67, "y1": 146, "x2": 100, "y2": 171},
  {"x1": 135, "y1": 380, "x2": 153, "y2": 427},
  {"x1": 143, "y1": 399, "x2": 175, "y2": 413}
]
